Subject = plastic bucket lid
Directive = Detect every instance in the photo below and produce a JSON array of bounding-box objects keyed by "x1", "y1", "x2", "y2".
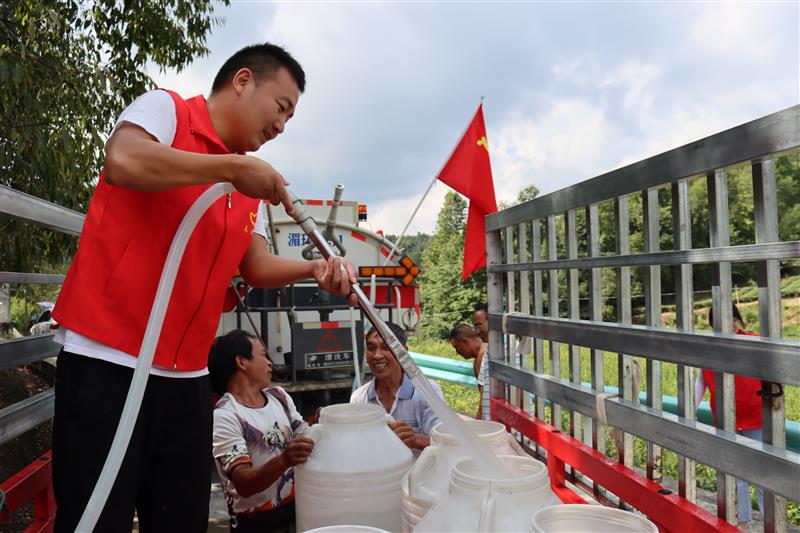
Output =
[
  {"x1": 431, "y1": 419, "x2": 508, "y2": 447},
  {"x1": 451, "y1": 455, "x2": 549, "y2": 494},
  {"x1": 530, "y1": 504, "x2": 659, "y2": 533}
]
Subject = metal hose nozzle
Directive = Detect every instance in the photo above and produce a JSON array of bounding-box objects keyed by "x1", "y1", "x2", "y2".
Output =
[{"x1": 285, "y1": 190, "x2": 421, "y2": 379}]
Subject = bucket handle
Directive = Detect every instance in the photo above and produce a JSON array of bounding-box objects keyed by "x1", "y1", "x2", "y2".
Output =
[
  {"x1": 477, "y1": 492, "x2": 495, "y2": 533},
  {"x1": 307, "y1": 424, "x2": 324, "y2": 445},
  {"x1": 407, "y1": 448, "x2": 436, "y2": 498}
]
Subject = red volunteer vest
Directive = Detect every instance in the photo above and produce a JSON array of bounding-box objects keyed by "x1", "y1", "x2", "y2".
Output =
[
  {"x1": 702, "y1": 330, "x2": 763, "y2": 431},
  {"x1": 53, "y1": 90, "x2": 260, "y2": 371}
]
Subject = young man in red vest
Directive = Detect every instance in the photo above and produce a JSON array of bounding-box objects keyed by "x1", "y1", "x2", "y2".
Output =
[{"x1": 51, "y1": 43, "x2": 356, "y2": 532}]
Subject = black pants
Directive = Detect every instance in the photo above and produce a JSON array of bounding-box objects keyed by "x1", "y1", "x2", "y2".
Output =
[
  {"x1": 52, "y1": 351, "x2": 213, "y2": 532},
  {"x1": 231, "y1": 501, "x2": 295, "y2": 533}
]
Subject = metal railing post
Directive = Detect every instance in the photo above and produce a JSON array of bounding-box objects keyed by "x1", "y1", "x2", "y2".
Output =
[
  {"x1": 614, "y1": 196, "x2": 635, "y2": 469},
  {"x1": 546, "y1": 215, "x2": 561, "y2": 427},
  {"x1": 643, "y1": 186, "x2": 663, "y2": 484},
  {"x1": 566, "y1": 209, "x2": 582, "y2": 443},
  {"x1": 752, "y1": 156, "x2": 787, "y2": 533},
  {"x1": 672, "y1": 177, "x2": 697, "y2": 503},
  {"x1": 487, "y1": 227, "x2": 506, "y2": 415},
  {"x1": 708, "y1": 169, "x2": 737, "y2": 524}
]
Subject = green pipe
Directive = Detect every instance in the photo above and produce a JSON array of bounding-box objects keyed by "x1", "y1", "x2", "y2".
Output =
[
  {"x1": 410, "y1": 352, "x2": 474, "y2": 375},
  {"x1": 409, "y1": 352, "x2": 800, "y2": 453}
]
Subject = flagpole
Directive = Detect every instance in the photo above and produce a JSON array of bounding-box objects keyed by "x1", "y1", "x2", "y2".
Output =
[
  {"x1": 430, "y1": 97, "x2": 486, "y2": 188},
  {"x1": 382, "y1": 175, "x2": 438, "y2": 266},
  {"x1": 383, "y1": 97, "x2": 487, "y2": 266}
]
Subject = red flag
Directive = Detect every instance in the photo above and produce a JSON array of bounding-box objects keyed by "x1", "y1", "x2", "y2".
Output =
[{"x1": 436, "y1": 103, "x2": 497, "y2": 280}]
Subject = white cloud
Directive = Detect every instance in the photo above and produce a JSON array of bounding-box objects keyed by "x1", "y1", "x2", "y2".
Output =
[
  {"x1": 368, "y1": 181, "x2": 450, "y2": 236},
  {"x1": 492, "y1": 99, "x2": 613, "y2": 199},
  {"x1": 687, "y1": 2, "x2": 785, "y2": 60},
  {"x1": 600, "y1": 60, "x2": 662, "y2": 113}
]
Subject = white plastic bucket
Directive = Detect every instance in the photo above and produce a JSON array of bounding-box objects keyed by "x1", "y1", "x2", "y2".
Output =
[
  {"x1": 401, "y1": 420, "x2": 526, "y2": 532},
  {"x1": 295, "y1": 403, "x2": 413, "y2": 532},
  {"x1": 413, "y1": 455, "x2": 560, "y2": 532},
  {"x1": 530, "y1": 504, "x2": 659, "y2": 533}
]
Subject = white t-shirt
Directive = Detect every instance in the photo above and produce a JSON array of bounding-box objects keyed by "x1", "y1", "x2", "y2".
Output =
[
  {"x1": 213, "y1": 387, "x2": 309, "y2": 516},
  {"x1": 55, "y1": 90, "x2": 267, "y2": 378}
]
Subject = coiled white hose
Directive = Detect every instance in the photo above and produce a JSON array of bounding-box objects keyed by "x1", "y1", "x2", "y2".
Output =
[{"x1": 76, "y1": 182, "x2": 235, "y2": 532}]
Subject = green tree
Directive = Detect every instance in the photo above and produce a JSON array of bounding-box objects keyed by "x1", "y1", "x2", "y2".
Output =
[
  {"x1": 1, "y1": 0, "x2": 226, "y2": 273},
  {"x1": 516, "y1": 184, "x2": 540, "y2": 204},
  {"x1": 418, "y1": 192, "x2": 486, "y2": 339},
  {"x1": 776, "y1": 153, "x2": 800, "y2": 243},
  {"x1": 384, "y1": 232, "x2": 430, "y2": 266}
]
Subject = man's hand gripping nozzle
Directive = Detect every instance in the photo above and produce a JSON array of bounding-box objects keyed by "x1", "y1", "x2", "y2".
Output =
[{"x1": 285, "y1": 190, "x2": 421, "y2": 380}]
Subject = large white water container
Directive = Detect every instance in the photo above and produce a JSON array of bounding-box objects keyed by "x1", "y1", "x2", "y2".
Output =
[
  {"x1": 413, "y1": 455, "x2": 560, "y2": 532},
  {"x1": 401, "y1": 420, "x2": 526, "y2": 532},
  {"x1": 530, "y1": 504, "x2": 659, "y2": 533},
  {"x1": 295, "y1": 403, "x2": 413, "y2": 532}
]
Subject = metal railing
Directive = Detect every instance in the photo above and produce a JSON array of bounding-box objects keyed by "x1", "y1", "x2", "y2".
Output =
[
  {"x1": 0, "y1": 184, "x2": 82, "y2": 528},
  {"x1": 486, "y1": 105, "x2": 800, "y2": 532},
  {"x1": 0, "y1": 185, "x2": 83, "y2": 444}
]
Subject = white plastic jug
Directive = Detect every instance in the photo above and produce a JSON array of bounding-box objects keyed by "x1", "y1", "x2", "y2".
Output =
[
  {"x1": 401, "y1": 420, "x2": 526, "y2": 532},
  {"x1": 295, "y1": 403, "x2": 413, "y2": 532},
  {"x1": 413, "y1": 455, "x2": 560, "y2": 532},
  {"x1": 530, "y1": 504, "x2": 659, "y2": 533}
]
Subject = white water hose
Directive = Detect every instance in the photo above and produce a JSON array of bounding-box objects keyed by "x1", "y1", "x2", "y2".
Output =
[{"x1": 77, "y1": 182, "x2": 235, "y2": 532}]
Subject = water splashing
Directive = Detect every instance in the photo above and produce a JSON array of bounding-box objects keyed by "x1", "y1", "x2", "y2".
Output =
[{"x1": 411, "y1": 374, "x2": 513, "y2": 477}]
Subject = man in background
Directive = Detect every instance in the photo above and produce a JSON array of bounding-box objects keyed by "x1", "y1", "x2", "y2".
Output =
[{"x1": 450, "y1": 323, "x2": 489, "y2": 419}]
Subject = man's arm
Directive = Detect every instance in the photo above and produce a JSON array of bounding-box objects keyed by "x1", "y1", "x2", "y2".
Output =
[
  {"x1": 388, "y1": 420, "x2": 430, "y2": 451},
  {"x1": 239, "y1": 234, "x2": 358, "y2": 306},
  {"x1": 103, "y1": 124, "x2": 292, "y2": 207},
  {"x1": 229, "y1": 437, "x2": 314, "y2": 498},
  {"x1": 694, "y1": 371, "x2": 707, "y2": 410}
]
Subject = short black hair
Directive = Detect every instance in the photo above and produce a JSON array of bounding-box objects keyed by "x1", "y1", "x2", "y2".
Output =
[
  {"x1": 211, "y1": 43, "x2": 306, "y2": 94},
  {"x1": 474, "y1": 303, "x2": 488, "y2": 314},
  {"x1": 366, "y1": 322, "x2": 407, "y2": 347},
  {"x1": 708, "y1": 304, "x2": 744, "y2": 329},
  {"x1": 208, "y1": 329, "x2": 258, "y2": 394},
  {"x1": 449, "y1": 323, "x2": 480, "y2": 341}
]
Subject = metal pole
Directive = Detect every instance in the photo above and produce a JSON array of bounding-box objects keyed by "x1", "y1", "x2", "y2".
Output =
[
  {"x1": 382, "y1": 176, "x2": 437, "y2": 265},
  {"x1": 752, "y1": 156, "x2": 787, "y2": 533},
  {"x1": 708, "y1": 169, "x2": 737, "y2": 524},
  {"x1": 643, "y1": 187, "x2": 662, "y2": 484},
  {"x1": 672, "y1": 178, "x2": 697, "y2": 503}
]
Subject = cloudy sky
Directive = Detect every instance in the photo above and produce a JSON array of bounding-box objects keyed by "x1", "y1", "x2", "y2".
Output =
[{"x1": 150, "y1": 1, "x2": 798, "y2": 236}]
